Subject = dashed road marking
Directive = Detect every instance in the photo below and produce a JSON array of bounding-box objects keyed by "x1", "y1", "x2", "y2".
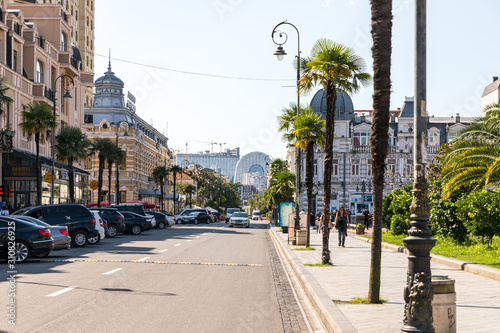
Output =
[
  {"x1": 103, "y1": 268, "x2": 123, "y2": 275},
  {"x1": 31, "y1": 258, "x2": 263, "y2": 267},
  {"x1": 186, "y1": 240, "x2": 192, "y2": 242},
  {"x1": 174, "y1": 243, "x2": 182, "y2": 246},
  {"x1": 138, "y1": 257, "x2": 150, "y2": 261},
  {"x1": 47, "y1": 286, "x2": 77, "y2": 297},
  {"x1": 159, "y1": 249, "x2": 168, "y2": 253}
]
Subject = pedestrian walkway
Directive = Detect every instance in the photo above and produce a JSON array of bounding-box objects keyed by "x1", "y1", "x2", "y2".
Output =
[{"x1": 273, "y1": 226, "x2": 500, "y2": 333}]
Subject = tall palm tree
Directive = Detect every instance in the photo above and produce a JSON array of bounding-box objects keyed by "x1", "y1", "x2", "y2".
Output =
[
  {"x1": 169, "y1": 165, "x2": 184, "y2": 214},
  {"x1": 439, "y1": 103, "x2": 500, "y2": 197},
  {"x1": 114, "y1": 147, "x2": 126, "y2": 204},
  {"x1": 368, "y1": 0, "x2": 392, "y2": 304},
  {"x1": 55, "y1": 126, "x2": 91, "y2": 203},
  {"x1": 300, "y1": 38, "x2": 371, "y2": 264},
  {"x1": 91, "y1": 138, "x2": 115, "y2": 207},
  {"x1": 281, "y1": 108, "x2": 325, "y2": 247},
  {"x1": 152, "y1": 165, "x2": 169, "y2": 211},
  {"x1": 19, "y1": 102, "x2": 57, "y2": 205},
  {"x1": 0, "y1": 76, "x2": 13, "y2": 116},
  {"x1": 184, "y1": 184, "x2": 196, "y2": 208}
]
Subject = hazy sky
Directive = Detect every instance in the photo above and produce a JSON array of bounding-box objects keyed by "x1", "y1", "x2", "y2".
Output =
[{"x1": 93, "y1": 0, "x2": 500, "y2": 160}]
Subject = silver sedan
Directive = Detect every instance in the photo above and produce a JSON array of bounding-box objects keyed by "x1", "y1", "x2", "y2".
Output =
[{"x1": 229, "y1": 212, "x2": 250, "y2": 228}]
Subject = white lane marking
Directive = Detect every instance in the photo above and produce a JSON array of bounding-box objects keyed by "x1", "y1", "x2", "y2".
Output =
[
  {"x1": 159, "y1": 249, "x2": 168, "y2": 253},
  {"x1": 174, "y1": 243, "x2": 182, "y2": 247},
  {"x1": 103, "y1": 268, "x2": 123, "y2": 275},
  {"x1": 138, "y1": 257, "x2": 150, "y2": 261},
  {"x1": 194, "y1": 236, "x2": 200, "y2": 239},
  {"x1": 47, "y1": 286, "x2": 77, "y2": 297},
  {"x1": 186, "y1": 240, "x2": 192, "y2": 242}
]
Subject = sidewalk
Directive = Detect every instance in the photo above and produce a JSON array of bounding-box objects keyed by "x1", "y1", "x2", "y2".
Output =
[{"x1": 271, "y1": 226, "x2": 500, "y2": 333}]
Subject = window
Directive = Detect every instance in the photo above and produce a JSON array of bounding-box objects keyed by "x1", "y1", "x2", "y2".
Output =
[
  {"x1": 313, "y1": 159, "x2": 318, "y2": 177},
  {"x1": 352, "y1": 159, "x2": 360, "y2": 176},
  {"x1": 61, "y1": 32, "x2": 67, "y2": 51},
  {"x1": 332, "y1": 159, "x2": 338, "y2": 176},
  {"x1": 353, "y1": 132, "x2": 369, "y2": 146},
  {"x1": 387, "y1": 159, "x2": 396, "y2": 175},
  {"x1": 428, "y1": 132, "x2": 439, "y2": 146},
  {"x1": 367, "y1": 159, "x2": 372, "y2": 176},
  {"x1": 13, "y1": 51, "x2": 17, "y2": 72},
  {"x1": 448, "y1": 132, "x2": 458, "y2": 142},
  {"x1": 36, "y1": 60, "x2": 44, "y2": 83}
]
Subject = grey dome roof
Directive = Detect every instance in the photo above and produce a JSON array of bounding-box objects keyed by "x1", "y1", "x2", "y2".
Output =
[
  {"x1": 310, "y1": 89, "x2": 355, "y2": 121},
  {"x1": 95, "y1": 65, "x2": 124, "y2": 85},
  {"x1": 92, "y1": 64, "x2": 125, "y2": 108}
]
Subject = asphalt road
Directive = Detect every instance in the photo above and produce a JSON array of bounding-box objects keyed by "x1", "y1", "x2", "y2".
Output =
[{"x1": 0, "y1": 221, "x2": 302, "y2": 333}]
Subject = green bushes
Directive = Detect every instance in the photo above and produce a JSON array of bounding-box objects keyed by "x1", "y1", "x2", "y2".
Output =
[{"x1": 382, "y1": 185, "x2": 412, "y2": 235}]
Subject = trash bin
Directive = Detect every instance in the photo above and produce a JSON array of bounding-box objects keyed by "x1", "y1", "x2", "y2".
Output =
[
  {"x1": 296, "y1": 230, "x2": 307, "y2": 246},
  {"x1": 432, "y1": 275, "x2": 456, "y2": 333}
]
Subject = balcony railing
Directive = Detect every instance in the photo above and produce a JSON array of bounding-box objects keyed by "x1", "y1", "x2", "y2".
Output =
[
  {"x1": 37, "y1": 36, "x2": 45, "y2": 49},
  {"x1": 44, "y1": 87, "x2": 54, "y2": 101},
  {"x1": 426, "y1": 146, "x2": 439, "y2": 154},
  {"x1": 13, "y1": 22, "x2": 20, "y2": 35},
  {"x1": 70, "y1": 56, "x2": 78, "y2": 69},
  {"x1": 351, "y1": 145, "x2": 370, "y2": 153}
]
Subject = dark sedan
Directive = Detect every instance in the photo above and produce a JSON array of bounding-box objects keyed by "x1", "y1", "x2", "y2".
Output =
[
  {"x1": 0, "y1": 217, "x2": 54, "y2": 263},
  {"x1": 11, "y1": 215, "x2": 71, "y2": 255},
  {"x1": 146, "y1": 211, "x2": 169, "y2": 229},
  {"x1": 190, "y1": 212, "x2": 211, "y2": 224},
  {"x1": 120, "y1": 212, "x2": 152, "y2": 235},
  {"x1": 90, "y1": 208, "x2": 126, "y2": 237}
]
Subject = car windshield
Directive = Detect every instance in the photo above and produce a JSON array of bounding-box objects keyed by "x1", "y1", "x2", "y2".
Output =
[
  {"x1": 233, "y1": 213, "x2": 247, "y2": 218},
  {"x1": 227, "y1": 209, "x2": 240, "y2": 215}
]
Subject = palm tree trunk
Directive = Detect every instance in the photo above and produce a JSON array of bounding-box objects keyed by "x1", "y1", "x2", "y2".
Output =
[
  {"x1": 35, "y1": 133, "x2": 41, "y2": 205},
  {"x1": 160, "y1": 178, "x2": 164, "y2": 211},
  {"x1": 108, "y1": 160, "x2": 113, "y2": 204},
  {"x1": 98, "y1": 155, "x2": 104, "y2": 208},
  {"x1": 322, "y1": 84, "x2": 337, "y2": 264},
  {"x1": 68, "y1": 157, "x2": 75, "y2": 203},
  {"x1": 368, "y1": 0, "x2": 392, "y2": 304},
  {"x1": 173, "y1": 173, "x2": 177, "y2": 214},
  {"x1": 305, "y1": 141, "x2": 314, "y2": 247}
]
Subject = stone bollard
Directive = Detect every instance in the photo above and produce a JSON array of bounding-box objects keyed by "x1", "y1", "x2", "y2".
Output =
[{"x1": 432, "y1": 275, "x2": 456, "y2": 333}]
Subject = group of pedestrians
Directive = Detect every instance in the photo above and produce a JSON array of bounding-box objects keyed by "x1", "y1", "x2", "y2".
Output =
[{"x1": 313, "y1": 207, "x2": 351, "y2": 247}]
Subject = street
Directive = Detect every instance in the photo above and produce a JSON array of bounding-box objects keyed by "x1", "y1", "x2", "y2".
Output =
[{"x1": 0, "y1": 221, "x2": 305, "y2": 333}]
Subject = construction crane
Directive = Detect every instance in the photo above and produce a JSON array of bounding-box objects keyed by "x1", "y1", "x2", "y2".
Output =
[{"x1": 193, "y1": 140, "x2": 226, "y2": 153}]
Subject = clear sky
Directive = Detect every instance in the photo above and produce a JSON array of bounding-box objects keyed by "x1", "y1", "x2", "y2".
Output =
[{"x1": 93, "y1": 0, "x2": 500, "y2": 160}]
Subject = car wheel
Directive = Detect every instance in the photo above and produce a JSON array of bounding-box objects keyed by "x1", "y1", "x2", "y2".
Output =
[
  {"x1": 158, "y1": 222, "x2": 166, "y2": 229},
  {"x1": 194, "y1": 219, "x2": 198, "y2": 225},
  {"x1": 88, "y1": 233, "x2": 100, "y2": 245},
  {"x1": 15, "y1": 241, "x2": 31, "y2": 263},
  {"x1": 246, "y1": 224, "x2": 250, "y2": 228},
  {"x1": 131, "y1": 224, "x2": 142, "y2": 235},
  {"x1": 107, "y1": 224, "x2": 119, "y2": 237},
  {"x1": 72, "y1": 231, "x2": 88, "y2": 247}
]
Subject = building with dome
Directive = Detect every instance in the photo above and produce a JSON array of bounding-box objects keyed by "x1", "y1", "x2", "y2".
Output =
[
  {"x1": 287, "y1": 89, "x2": 475, "y2": 218},
  {"x1": 83, "y1": 64, "x2": 172, "y2": 206}
]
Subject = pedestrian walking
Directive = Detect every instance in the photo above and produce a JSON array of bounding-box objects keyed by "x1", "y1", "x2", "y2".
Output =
[
  {"x1": 334, "y1": 206, "x2": 348, "y2": 247},
  {"x1": 0, "y1": 205, "x2": 9, "y2": 215},
  {"x1": 362, "y1": 206, "x2": 371, "y2": 230},
  {"x1": 346, "y1": 208, "x2": 352, "y2": 226}
]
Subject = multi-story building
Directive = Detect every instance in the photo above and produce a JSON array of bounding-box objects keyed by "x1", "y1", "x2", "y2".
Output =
[
  {"x1": 287, "y1": 90, "x2": 475, "y2": 217},
  {"x1": 481, "y1": 76, "x2": 500, "y2": 116},
  {"x1": 83, "y1": 64, "x2": 172, "y2": 205},
  {"x1": 0, "y1": 2, "x2": 94, "y2": 210},
  {"x1": 176, "y1": 148, "x2": 240, "y2": 181}
]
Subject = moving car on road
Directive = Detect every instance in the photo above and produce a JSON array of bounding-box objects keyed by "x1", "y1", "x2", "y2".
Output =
[
  {"x1": 251, "y1": 210, "x2": 261, "y2": 221},
  {"x1": 229, "y1": 212, "x2": 250, "y2": 228},
  {"x1": 12, "y1": 215, "x2": 70, "y2": 256},
  {"x1": 175, "y1": 208, "x2": 212, "y2": 223},
  {"x1": 0, "y1": 217, "x2": 54, "y2": 262},
  {"x1": 225, "y1": 208, "x2": 240, "y2": 222}
]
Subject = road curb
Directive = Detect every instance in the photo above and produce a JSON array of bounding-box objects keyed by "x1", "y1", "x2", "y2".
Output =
[
  {"x1": 353, "y1": 235, "x2": 500, "y2": 282},
  {"x1": 269, "y1": 227, "x2": 358, "y2": 333}
]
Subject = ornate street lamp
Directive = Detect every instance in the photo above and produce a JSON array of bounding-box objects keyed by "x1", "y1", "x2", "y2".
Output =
[
  {"x1": 51, "y1": 74, "x2": 74, "y2": 205},
  {"x1": 271, "y1": 20, "x2": 301, "y2": 242},
  {"x1": 402, "y1": 1, "x2": 436, "y2": 332}
]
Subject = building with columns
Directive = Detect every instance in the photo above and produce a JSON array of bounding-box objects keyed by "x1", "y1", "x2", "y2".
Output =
[
  {"x1": 287, "y1": 90, "x2": 475, "y2": 217},
  {"x1": 83, "y1": 64, "x2": 172, "y2": 205}
]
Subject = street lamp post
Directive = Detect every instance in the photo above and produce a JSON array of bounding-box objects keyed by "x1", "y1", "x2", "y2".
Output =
[
  {"x1": 51, "y1": 74, "x2": 74, "y2": 205},
  {"x1": 272, "y1": 20, "x2": 301, "y2": 241},
  {"x1": 402, "y1": 1, "x2": 435, "y2": 332}
]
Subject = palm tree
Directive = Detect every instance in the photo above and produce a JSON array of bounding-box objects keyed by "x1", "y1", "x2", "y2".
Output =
[
  {"x1": 0, "y1": 76, "x2": 13, "y2": 115},
  {"x1": 169, "y1": 165, "x2": 184, "y2": 214},
  {"x1": 19, "y1": 102, "x2": 57, "y2": 205},
  {"x1": 368, "y1": 0, "x2": 393, "y2": 304},
  {"x1": 300, "y1": 38, "x2": 371, "y2": 264},
  {"x1": 91, "y1": 138, "x2": 115, "y2": 207},
  {"x1": 152, "y1": 165, "x2": 169, "y2": 211},
  {"x1": 184, "y1": 184, "x2": 196, "y2": 208},
  {"x1": 439, "y1": 103, "x2": 500, "y2": 197},
  {"x1": 114, "y1": 147, "x2": 126, "y2": 204},
  {"x1": 55, "y1": 127, "x2": 91, "y2": 203},
  {"x1": 281, "y1": 108, "x2": 325, "y2": 247}
]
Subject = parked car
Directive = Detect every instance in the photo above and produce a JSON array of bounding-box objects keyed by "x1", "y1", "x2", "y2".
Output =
[
  {"x1": 251, "y1": 210, "x2": 262, "y2": 221},
  {"x1": 225, "y1": 208, "x2": 240, "y2": 222},
  {"x1": 11, "y1": 215, "x2": 70, "y2": 255},
  {"x1": 146, "y1": 211, "x2": 170, "y2": 229},
  {"x1": 120, "y1": 211, "x2": 152, "y2": 235},
  {"x1": 164, "y1": 214, "x2": 175, "y2": 226},
  {"x1": 189, "y1": 212, "x2": 211, "y2": 224},
  {"x1": 175, "y1": 208, "x2": 211, "y2": 223},
  {"x1": 90, "y1": 208, "x2": 125, "y2": 237},
  {"x1": 211, "y1": 212, "x2": 222, "y2": 222},
  {"x1": 110, "y1": 203, "x2": 156, "y2": 228},
  {"x1": 177, "y1": 214, "x2": 196, "y2": 224},
  {"x1": 13, "y1": 204, "x2": 98, "y2": 247},
  {"x1": 229, "y1": 212, "x2": 250, "y2": 228},
  {"x1": 89, "y1": 211, "x2": 106, "y2": 244},
  {"x1": 0, "y1": 217, "x2": 54, "y2": 262}
]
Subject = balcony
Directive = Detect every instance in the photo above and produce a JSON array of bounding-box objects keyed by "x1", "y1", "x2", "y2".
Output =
[
  {"x1": 37, "y1": 36, "x2": 44, "y2": 49},
  {"x1": 426, "y1": 146, "x2": 439, "y2": 154},
  {"x1": 351, "y1": 145, "x2": 370, "y2": 154},
  {"x1": 59, "y1": 53, "x2": 79, "y2": 77},
  {"x1": 33, "y1": 83, "x2": 54, "y2": 104}
]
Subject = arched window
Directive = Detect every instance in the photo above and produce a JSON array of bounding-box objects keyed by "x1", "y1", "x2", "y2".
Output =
[
  {"x1": 36, "y1": 60, "x2": 44, "y2": 83},
  {"x1": 428, "y1": 132, "x2": 439, "y2": 146},
  {"x1": 61, "y1": 32, "x2": 66, "y2": 51}
]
